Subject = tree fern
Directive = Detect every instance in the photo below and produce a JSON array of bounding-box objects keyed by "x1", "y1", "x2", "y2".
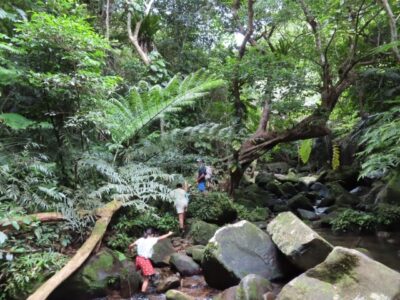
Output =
[{"x1": 95, "y1": 70, "x2": 225, "y2": 144}]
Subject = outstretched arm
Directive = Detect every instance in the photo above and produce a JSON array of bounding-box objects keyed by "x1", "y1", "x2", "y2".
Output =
[
  {"x1": 157, "y1": 231, "x2": 174, "y2": 241},
  {"x1": 128, "y1": 239, "x2": 138, "y2": 249}
]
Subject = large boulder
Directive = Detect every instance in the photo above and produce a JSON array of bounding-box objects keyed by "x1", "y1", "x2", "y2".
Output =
[
  {"x1": 151, "y1": 238, "x2": 176, "y2": 266},
  {"x1": 267, "y1": 212, "x2": 333, "y2": 271},
  {"x1": 49, "y1": 248, "x2": 141, "y2": 300},
  {"x1": 188, "y1": 220, "x2": 219, "y2": 245},
  {"x1": 203, "y1": 221, "x2": 287, "y2": 289},
  {"x1": 236, "y1": 274, "x2": 273, "y2": 300},
  {"x1": 170, "y1": 253, "x2": 201, "y2": 276},
  {"x1": 277, "y1": 247, "x2": 400, "y2": 300},
  {"x1": 213, "y1": 286, "x2": 238, "y2": 300}
]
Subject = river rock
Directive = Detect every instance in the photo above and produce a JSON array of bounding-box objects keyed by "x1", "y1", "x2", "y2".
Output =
[
  {"x1": 203, "y1": 220, "x2": 286, "y2": 289},
  {"x1": 151, "y1": 238, "x2": 176, "y2": 266},
  {"x1": 267, "y1": 212, "x2": 333, "y2": 271},
  {"x1": 288, "y1": 194, "x2": 314, "y2": 211},
  {"x1": 234, "y1": 184, "x2": 274, "y2": 207},
  {"x1": 277, "y1": 247, "x2": 400, "y2": 300},
  {"x1": 156, "y1": 274, "x2": 180, "y2": 293},
  {"x1": 188, "y1": 220, "x2": 219, "y2": 245},
  {"x1": 49, "y1": 248, "x2": 141, "y2": 300},
  {"x1": 170, "y1": 253, "x2": 201, "y2": 276},
  {"x1": 265, "y1": 181, "x2": 284, "y2": 197},
  {"x1": 166, "y1": 290, "x2": 194, "y2": 300},
  {"x1": 236, "y1": 274, "x2": 273, "y2": 300},
  {"x1": 297, "y1": 208, "x2": 319, "y2": 221}
]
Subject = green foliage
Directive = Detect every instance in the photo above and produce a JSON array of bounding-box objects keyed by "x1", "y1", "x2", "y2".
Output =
[
  {"x1": 0, "y1": 252, "x2": 68, "y2": 299},
  {"x1": 298, "y1": 139, "x2": 313, "y2": 164},
  {"x1": 94, "y1": 70, "x2": 225, "y2": 144},
  {"x1": 332, "y1": 144, "x2": 340, "y2": 171},
  {"x1": 0, "y1": 113, "x2": 51, "y2": 130},
  {"x1": 374, "y1": 204, "x2": 400, "y2": 227},
  {"x1": 358, "y1": 100, "x2": 400, "y2": 178},
  {"x1": 330, "y1": 209, "x2": 376, "y2": 232},
  {"x1": 233, "y1": 204, "x2": 269, "y2": 222},
  {"x1": 187, "y1": 192, "x2": 237, "y2": 225}
]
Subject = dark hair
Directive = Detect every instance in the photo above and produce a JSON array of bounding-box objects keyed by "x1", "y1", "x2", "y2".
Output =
[
  {"x1": 176, "y1": 183, "x2": 183, "y2": 188},
  {"x1": 143, "y1": 228, "x2": 154, "y2": 238}
]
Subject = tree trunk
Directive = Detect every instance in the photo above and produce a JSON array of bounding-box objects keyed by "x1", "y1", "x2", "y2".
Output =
[
  {"x1": 27, "y1": 200, "x2": 122, "y2": 300},
  {"x1": 0, "y1": 212, "x2": 65, "y2": 230},
  {"x1": 377, "y1": 0, "x2": 400, "y2": 62}
]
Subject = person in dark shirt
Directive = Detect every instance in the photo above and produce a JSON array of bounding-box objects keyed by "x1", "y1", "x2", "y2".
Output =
[{"x1": 196, "y1": 158, "x2": 207, "y2": 192}]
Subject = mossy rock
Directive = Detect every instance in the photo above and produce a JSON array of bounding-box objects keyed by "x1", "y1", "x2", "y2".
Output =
[
  {"x1": 234, "y1": 184, "x2": 274, "y2": 208},
  {"x1": 376, "y1": 172, "x2": 400, "y2": 205},
  {"x1": 280, "y1": 182, "x2": 298, "y2": 198},
  {"x1": 187, "y1": 192, "x2": 237, "y2": 225},
  {"x1": 236, "y1": 274, "x2": 273, "y2": 300},
  {"x1": 166, "y1": 289, "x2": 195, "y2": 300},
  {"x1": 326, "y1": 182, "x2": 359, "y2": 207},
  {"x1": 265, "y1": 181, "x2": 284, "y2": 197},
  {"x1": 188, "y1": 220, "x2": 219, "y2": 245},
  {"x1": 49, "y1": 248, "x2": 141, "y2": 300},
  {"x1": 277, "y1": 247, "x2": 400, "y2": 299}
]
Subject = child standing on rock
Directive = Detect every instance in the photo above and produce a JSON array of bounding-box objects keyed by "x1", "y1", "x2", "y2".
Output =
[{"x1": 128, "y1": 228, "x2": 173, "y2": 293}]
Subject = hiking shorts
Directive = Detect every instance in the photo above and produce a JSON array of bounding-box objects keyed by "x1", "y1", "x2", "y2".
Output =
[
  {"x1": 198, "y1": 181, "x2": 206, "y2": 192},
  {"x1": 135, "y1": 256, "x2": 155, "y2": 277}
]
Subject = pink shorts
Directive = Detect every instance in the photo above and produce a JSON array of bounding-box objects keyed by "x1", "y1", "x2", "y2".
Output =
[{"x1": 135, "y1": 256, "x2": 155, "y2": 276}]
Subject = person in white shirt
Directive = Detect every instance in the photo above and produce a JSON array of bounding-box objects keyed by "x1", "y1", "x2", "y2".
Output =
[
  {"x1": 170, "y1": 182, "x2": 189, "y2": 235},
  {"x1": 128, "y1": 229, "x2": 173, "y2": 293}
]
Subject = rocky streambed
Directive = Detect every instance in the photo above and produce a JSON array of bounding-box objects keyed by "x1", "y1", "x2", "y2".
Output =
[{"x1": 48, "y1": 211, "x2": 400, "y2": 300}]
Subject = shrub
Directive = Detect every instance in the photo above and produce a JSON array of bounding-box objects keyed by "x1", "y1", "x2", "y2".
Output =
[
  {"x1": 0, "y1": 252, "x2": 68, "y2": 300},
  {"x1": 330, "y1": 209, "x2": 376, "y2": 232},
  {"x1": 187, "y1": 192, "x2": 237, "y2": 225},
  {"x1": 375, "y1": 204, "x2": 400, "y2": 227},
  {"x1": 233, "y1": 204, "x2": 270, "y2": 222}
]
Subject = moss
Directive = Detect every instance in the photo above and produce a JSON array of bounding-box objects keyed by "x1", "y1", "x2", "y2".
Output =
[
  {"x1": 203, "y1": 242, "x2": 218, "y2": 261},
  {"x1": 82, "y1": 251, "x2": 114, "y2": 283},
  {"x1": 306, "y1": 251, "x2": 359, "y2": 285}
]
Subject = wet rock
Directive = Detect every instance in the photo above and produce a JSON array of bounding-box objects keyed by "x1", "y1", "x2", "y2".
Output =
[
  {"x1": 156, "y1": 274, "x2": 180, "y2": 293},
  {"x1": 272, "y1": 203, "x2": 289, "y2": 213},
  {"x1": 165, "y1": 289, "x2": 194, "y2": 300},
  {"x1": 151, "y1": 239, "x2": 176, "y2": 267},
  {"x1": 297, "y1": 209, "x2": 319, "y2": 221},
  {"x1": 203, "y1": 221, "x2": 287, "y2": 289},
  {"x1": 322, "y1": 166, "x2": 360, "y2": 189},
  {"x1": 277, "y1": 247, "x2": 400, "y2": 300},
  {"x1": 316, "y1": 197, "x2": 335, "y2": 207},
  {"x1": 188, "y1": 220, "x2": 219, "y2": 245},
  {"x1": 287, "y1": 194, "x2": 314, "y2": 211},
  {"x1": 119, "y1": 260, "x2": 142, "y2": 298},
  {"x1": 186, "y1": 245, "x2": 205, "y2": 264},
  {"x1": 237, "y1": 274, "x2": 273, "y2": 300},
  {"x1": 50, "y1": 248, "x2": 141, "y2": 300},
  {"x1": 170, "y1": 253, "x2": 201, "y2": 276},
  {"x1": 267, "y1": 212, "x2": 333, "y2": 271},
  {"x1": 310, "y1": 182, "x2": 329, "y2": 198}
]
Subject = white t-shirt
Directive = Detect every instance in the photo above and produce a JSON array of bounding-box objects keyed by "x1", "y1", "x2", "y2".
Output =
[
  {"x1": 136, "y1": 237, "x2": 158, "y2": 258},
  {"x1": 170, "y1": 188, "x2": 188, "y2": 207}
]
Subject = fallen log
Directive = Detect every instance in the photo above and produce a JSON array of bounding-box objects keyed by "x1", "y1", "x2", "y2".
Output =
[
  {"x1": 0, "y1": 212, "x2": 65, "y2": 230},
  {"x1": 27, "y1": 200, "x2": 122, "y2": 300}
]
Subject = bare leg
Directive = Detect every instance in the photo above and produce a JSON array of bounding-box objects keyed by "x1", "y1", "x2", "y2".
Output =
[
  {"x1": 178, "y1": 213, "x2": 184, "y2": 229},
  {"x1": 141, "y1": 276, "x2": 150, "y2": 292}
]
